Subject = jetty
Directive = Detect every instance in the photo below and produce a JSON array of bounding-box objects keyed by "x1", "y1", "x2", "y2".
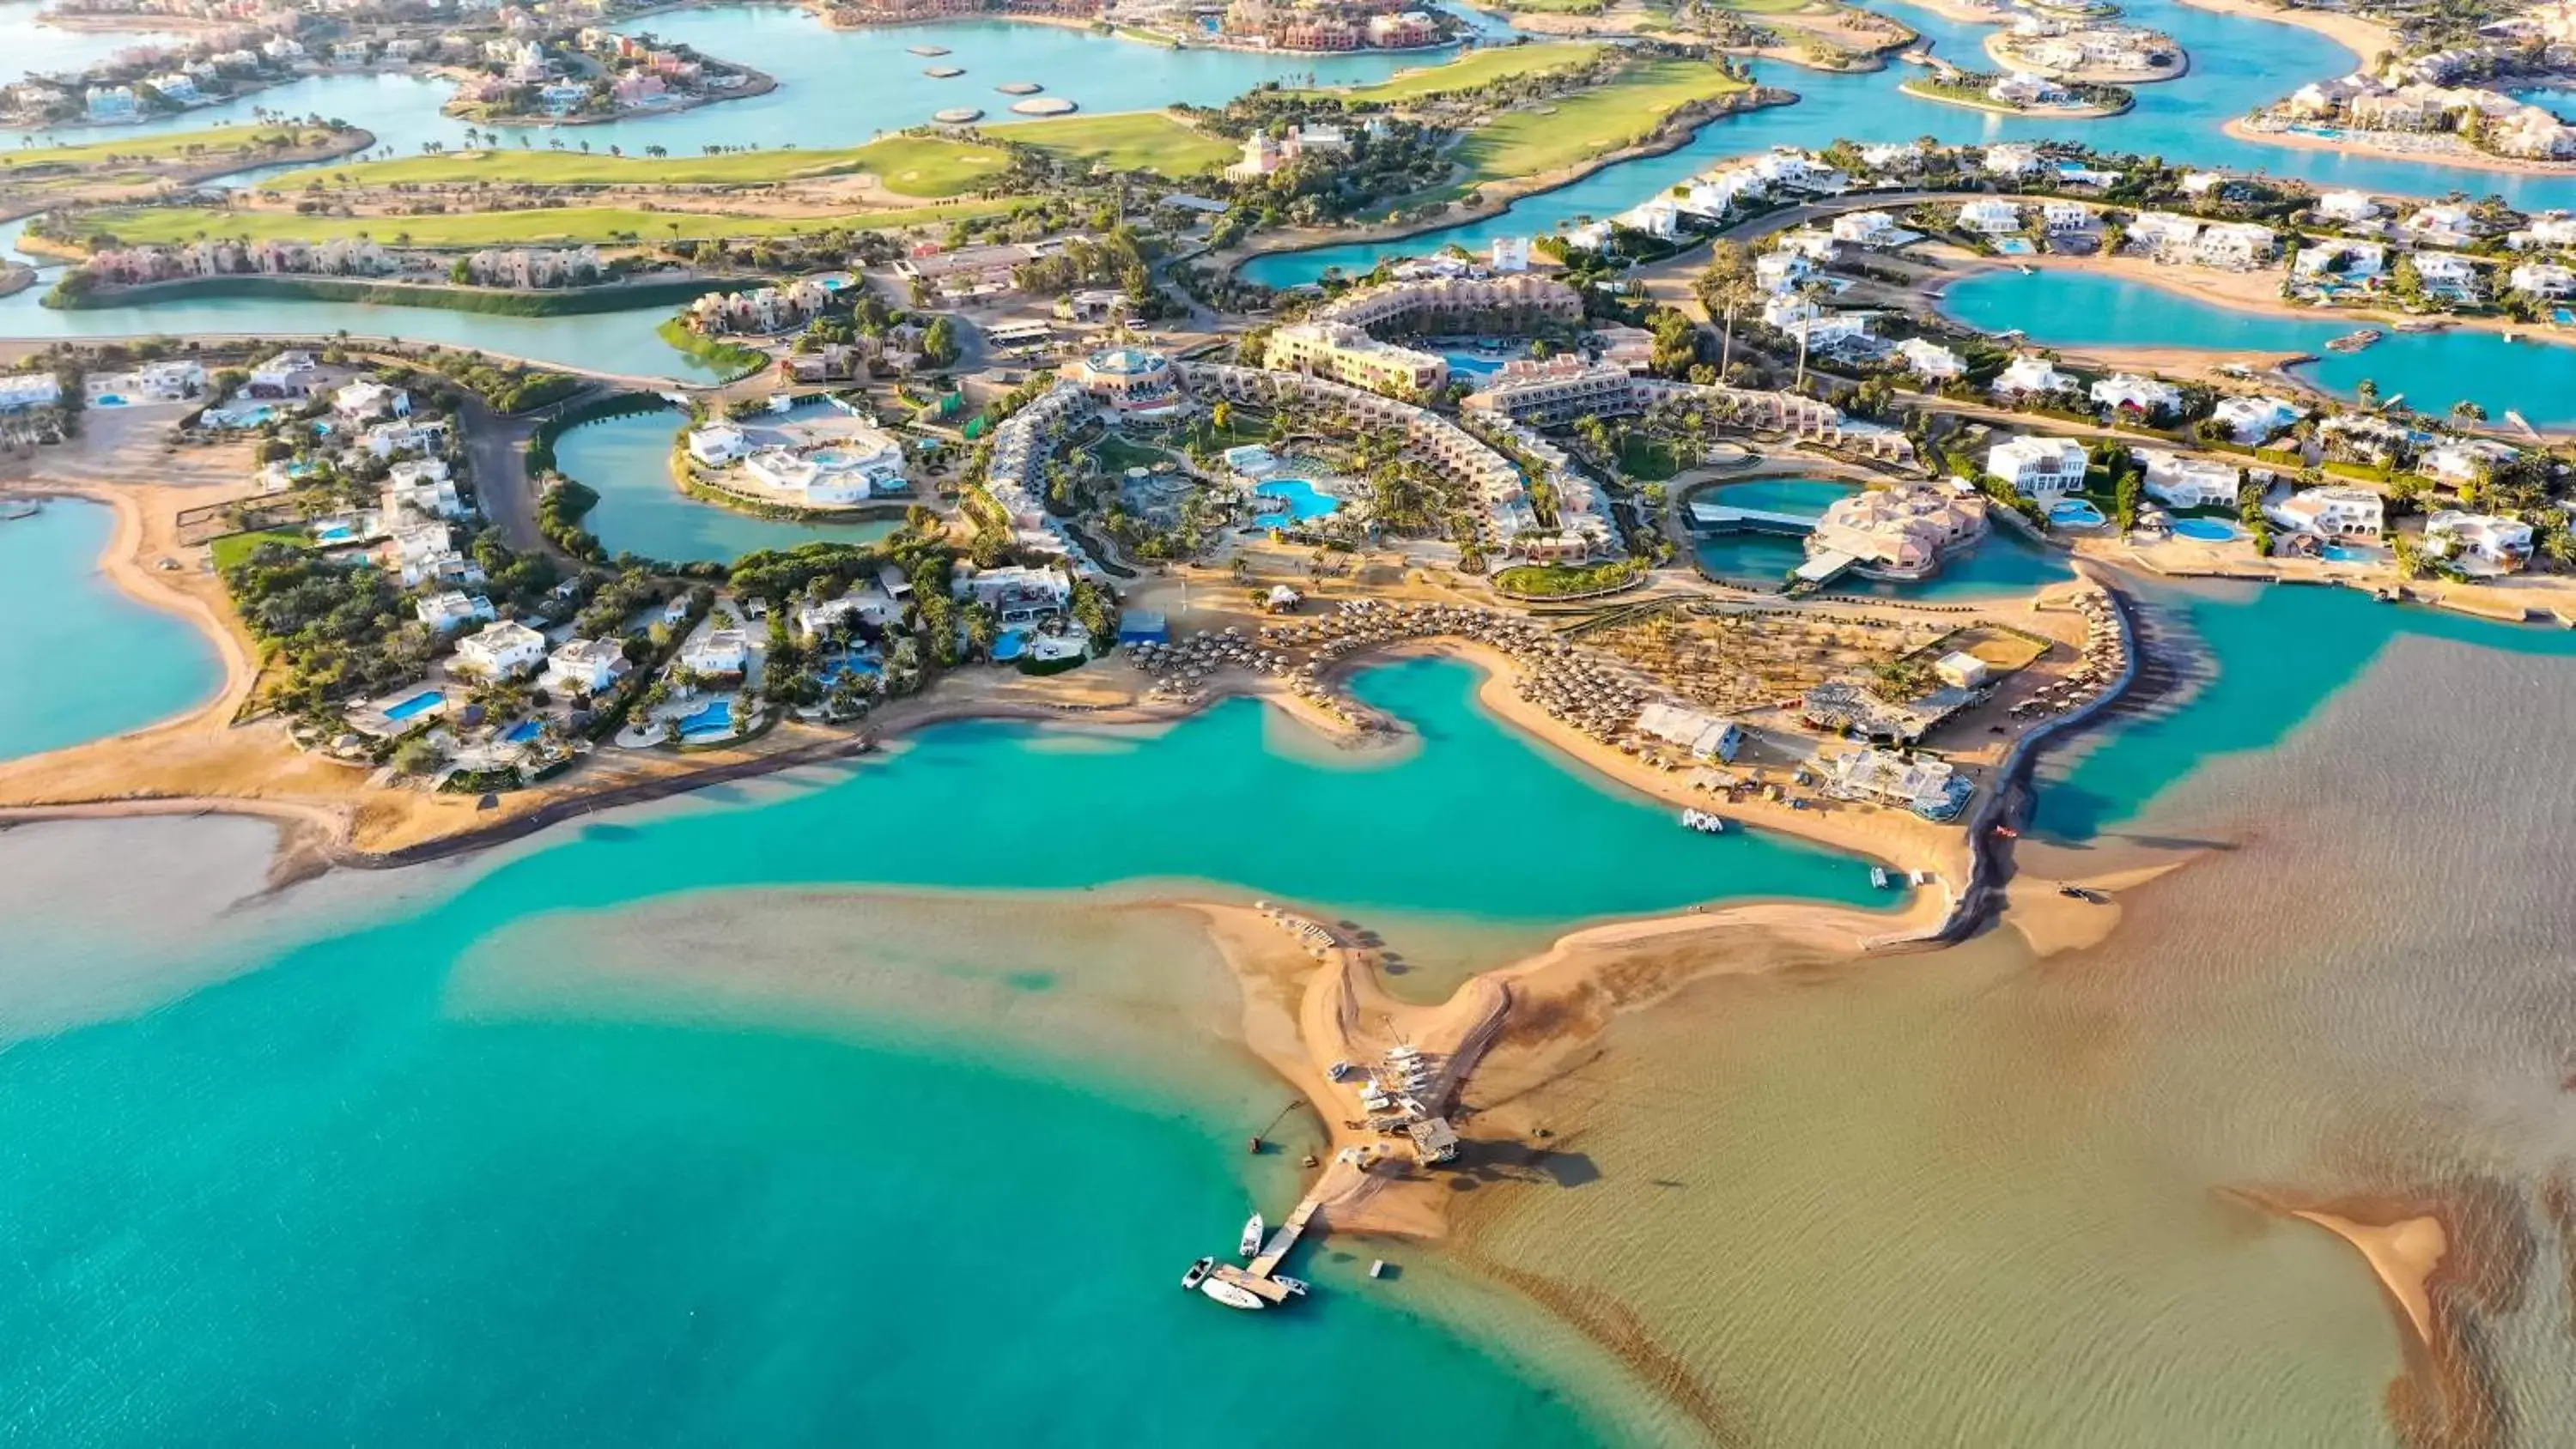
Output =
[{"x1": 1686, "y1": 500, "x2": 1817, "y2": 535}]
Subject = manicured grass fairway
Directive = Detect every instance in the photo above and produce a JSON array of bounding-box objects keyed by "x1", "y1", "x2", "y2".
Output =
[
  {"x1": 1450, "y1": 58, "x2": 1747, "y2": 185},
  {"x1": 1, "y1": 124, "x2": 340, "y2": 171},
  {"x1": 268, "y1": 112, "x2": 1225, "y2": 194}
]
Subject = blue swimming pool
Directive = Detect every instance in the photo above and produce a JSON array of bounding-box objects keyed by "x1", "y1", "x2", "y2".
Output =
[
  {"x1": 677, "y1": 698, "x2": 734, "y2": 740},
  {"x1": 208, "y1": 404, "x2": 275, "y2": 429},
  {"x1": 1257, "y1": 478, "x2": 1340, "y2": 522},
  {"x1": 2323, "y1": 543, "x2": 2375, "y2": 563},
  {"x1": 94, "y1": 394, "x2": 126, "y2": 407},
  {"x1": 501, "y1": 719, "x2": 543, "y2": 744},
  {"x1": 2171, "y1": 517, "x2": 2240, "y2": 542},
  {"x1": 383, "y1": 689, "x2": 446, "y2": 723},
  {"x1": 2050, "y1": 499, "x2": 2108, "y2": 528},
  {"x1": 992, "y1": 628, "x2": 1030, "y2": 662},
  {"x1": 314, "y1": 523, "x2": 358, "y2": 544},
  {"x1": 1995, "y1": 238, "x2": 2037, "y2": 257}
]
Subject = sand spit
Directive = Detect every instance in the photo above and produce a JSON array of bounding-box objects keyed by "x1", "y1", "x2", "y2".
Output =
[{"x1": 2227, "y1": 1181, "x2": 2535, "y2": 1449}]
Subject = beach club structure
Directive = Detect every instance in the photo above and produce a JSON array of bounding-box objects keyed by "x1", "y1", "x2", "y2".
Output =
[{"x1": 1803, "y1": 482, "x2": 1990, "y2": 584}]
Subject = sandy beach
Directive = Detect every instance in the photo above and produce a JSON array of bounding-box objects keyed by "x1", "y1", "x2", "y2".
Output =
[
  {"x1": 2223, "y1": 115, "x2": 2576, "y2": 179},
  {"x1": 2171, "y1": 0, "x2": 2393, "y2": 64}
]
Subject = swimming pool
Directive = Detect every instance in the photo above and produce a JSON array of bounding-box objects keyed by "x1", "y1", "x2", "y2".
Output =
[
  {"x1": 2171, "y1": 517, "x2": 2240, "y2": 543},
  {"x1": 2050, "y1": 499, "x2": 2108, "y2": 528},
  {"x1": 383, "y1": 689, "x2": 446, "y2": 724},
  {"x1": 501, "y1": 719, "x2": 543, "y2": 744},
  {"x1": 1996, "y1": 238, "x2": 2037, "y2": 257},
  {"x1": 2322, "y1": 543, "x2": 2376, "y2": 563},
  {"x1": 94, "y1": 394, "x2": 126, "y2": 407},
  {"x1": 677, "y1": 698, "x2": 735, "y2": 741},
  {"x1": 314, "y1": 523, "x2": 359, "y2": 544},
  {"x1": 992, "y1": 628, "x2": 1030, "y2": 662},
  {"x1": 1256, "y1": 478, "x2": 1340, "y2": 522}
]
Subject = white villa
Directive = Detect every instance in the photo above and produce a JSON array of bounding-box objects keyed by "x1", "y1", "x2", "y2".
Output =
[
  {"x1": 454, "y1": 620, "x2": 547, "y2": 679},
  {"x1": 415, "y1": 591, "x2": 494, "y2": 633},
  {"x1": 2090, "y1": 373, "x2": 2184, "y2": 417},
  {"x1": 2136, "y1": 449, "x2": 2240, "y2": 508},
  {"x1": 2211, "y1": 394, "x2": 2305, "y2": 443},
  {"x1": 1986, "y1": 436, "x2": 2090, "y2": 498},
  {"x1": 2418, "y1": 438, "x2": 2520, "y2": 485},
  {"x1": 0, "y1": 373, "x2": 64, "y2": 412},
  {"x1": 333, "y1": 380, "x2": 409, "y2": 421},
  {"x1": 2273, "y1": 485, "x2": 2385, "y2": 539},
  {"x1": 1958, "y1": 198, "x2": 2022, "y2": 234},
  {"x1": 2424, "y1": 510, "x2": 2534, "y2": 571},
  {"x1": 544, "y1": 638, "x2": 628, "y2": 697},
  {"x1": 2509, "y1": 262, "x2": 2576, "y2": 298},
  {"x1": 1894, "y1": 337, "x2": 1965, "y2": 379},
  {"x1": 2316, "y1": 189, "x2": 2382, "y2": 222},
  {"x1": 1991, "y1": 355, "x2": 2076, "y2": 398},
  {"x1": 681, "y1": 629, "x2": 750, "y2": 676}
]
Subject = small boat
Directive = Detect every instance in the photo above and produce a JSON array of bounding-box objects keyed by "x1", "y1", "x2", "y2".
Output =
[
  {"x1": 1870, "y1": 866, "x2": 1890, "y2": 889},
  {"x1": 2325, "y1": 328, "x2": 2382, "y2": 353},
  {"x1": 1241, "y1": 1213, "x2": 1265, "y2": 1258},
  {"x1": 1369, "y1": 1259, "x2": 1388, "y2": 1279},
  {"x1": 1200, "y1": 1278, "x2": 1267, "y2": 1311},
  {"x1": 1181, "y1": 1256, "x2": 1214, "y2": 1290},
  {"x1": 1274, "y1": 1276, "x2": 1311, "y2": 1297}
]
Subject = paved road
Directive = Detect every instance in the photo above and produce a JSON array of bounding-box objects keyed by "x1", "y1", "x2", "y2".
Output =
[{"x1": 459, "y1": 390, "x2": 556, "y2": 555}]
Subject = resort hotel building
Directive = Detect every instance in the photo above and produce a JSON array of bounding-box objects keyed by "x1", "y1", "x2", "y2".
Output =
[
  {"x1": 1805, "y1": 482, "x2": 1989, "y2": 582},
  {"x1": 1309, "y1": 273, "x2": 1584, "y2": 336},
  {"x1": 740, "y1": 426, "x2": 910, "y2": 506},
  {"x1": 1462, "y1": 358, "x2": 1638, "y2": 427},
  {"x1": 1068, "y1": 346, "x2": 1185, "y2": 416},
  {"x1": 1262, "y1": 323, "x2": 1447, "y2": 401}
]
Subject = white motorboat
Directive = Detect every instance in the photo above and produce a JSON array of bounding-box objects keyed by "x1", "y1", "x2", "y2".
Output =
[
  {"x1": 1181, "y1": 1256, "x2": 1214, "y2": 1290},
  {"x1": 1241, "y1": 1212, "x2": 1265, "y2": 1258},
  {"x1": 1200, "y1": 1278, "x2": 1267, "y2": 1310},
  {"x1": 1871, "y1": 866, "x2": 1891, "y2": 889},
  {"x1": 1274, "y1": 1276, "x2": 1311, "y2": 1297}
]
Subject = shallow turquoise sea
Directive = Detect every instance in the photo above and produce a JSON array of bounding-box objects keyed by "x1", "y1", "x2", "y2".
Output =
[
  {"x1": 0, "y1": 658, "x2": 1893, "y2": 1444},
  {"x1": 0, "y1": 500, "x2": 219, "y2": 761}
]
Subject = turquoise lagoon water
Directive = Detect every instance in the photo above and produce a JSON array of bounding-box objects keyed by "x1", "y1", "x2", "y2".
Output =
[
  {"x1": 3, "y1": 9, "x2": 1439, "y2": 157},
  {"x1": 1242, "y1": 0, "x2": 2576, "y2": 286},
  {"x1": 0, "y1": 499, "x2": 220, "y2": 761},
  {"x1": 552, "y1": 407, "x2": 897, "y2": 562},
  {"x1": 1688, "y1": 476, "x2": 2075, "y2": 598},
  {"x1": 1940, "y1": 267, "x2": 2576, "y2": 425},
  {"x1": 1, "y1": 0, "x2": 185, "y2": 86},
  {"x1": 0, "y1": 656, "x2": 1902, "y2": 1444}
]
